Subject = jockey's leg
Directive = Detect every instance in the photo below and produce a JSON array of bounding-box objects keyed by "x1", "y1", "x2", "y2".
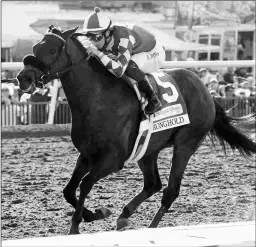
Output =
[{"x1": 125, "y1": 60, "x2": 161, "y2": 115}]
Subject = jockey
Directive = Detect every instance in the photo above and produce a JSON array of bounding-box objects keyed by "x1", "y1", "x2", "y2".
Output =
[{"x1": 77, "y1": 7, "x2": 165, "y2": 115}]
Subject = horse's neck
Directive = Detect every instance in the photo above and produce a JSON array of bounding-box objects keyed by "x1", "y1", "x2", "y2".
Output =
[
  {"x1": 59, "y1": 46, "x2": 139, "y2": 121},
  {"x1": 60, "y1": 65, "x2": 102, "y2": 110},
  {"x1": 61, "y1": 63, "x2": 137, "y2": 114}
]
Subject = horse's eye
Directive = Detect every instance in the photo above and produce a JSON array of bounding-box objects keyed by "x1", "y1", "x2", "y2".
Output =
[{"x1": 50, "y1": 49, "x2": 56, "y2": 55}]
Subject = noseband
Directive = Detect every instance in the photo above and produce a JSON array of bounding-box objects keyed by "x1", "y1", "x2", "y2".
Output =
[
  {"x1": 22, "y1": 31, "x2": 89, "y2": 93},
  {"x1": 21, "y1": 67, "x2": 46, "y2": 94},
  {"x1": 39, "y1": 32, "x2": 69, "y2": 82}
]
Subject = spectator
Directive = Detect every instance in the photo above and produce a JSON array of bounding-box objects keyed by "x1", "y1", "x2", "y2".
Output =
[
  {"x1": 207, "y1": 77, "x2": 219, "y2": 92},
  {"x1": 250, "y1": 86, "x2": 256, "y2": 97},
  {"x1": 1, "y1": 70, "x2": 11, "y2": 83},
  {"x1": 240, "y1": 80, "x2": 250, "y2": 90},
  {"x1": 219, "y1": 80, "x2": 227, "y2": 86},
  {"x1": 11, "y1": 86, "x2": 20, "y2": 102},
  {"x1": 199, "y1": 68, "x2": 212, "y2": 86},
  {"x1": 225, "y1": 84, "x2": 235, "y2": 98},
  {"x1": 240, "y1": 80, "x2": 253, "y2": 97},
  {"x1": 1, "y1": 85, "x2": 11, "y2": 106},
  {"x1": 234, "y1": 68, "x2": 247, "y2": 78},
  {"x1": 209, "y1": 90, "x2": 221, "y2": 97},
  {"x1": 223, "y1": 71, "x2": 234, "y2": 84},
  {"x1": 246, "y1": 76, "x2": 255, "y2": 87},
  {"x1": 234, "y1": 87, "x2": 251, "y2": 99},
  {"x1": 217, "y1": 81, "x2": 227, "y2": 97}
]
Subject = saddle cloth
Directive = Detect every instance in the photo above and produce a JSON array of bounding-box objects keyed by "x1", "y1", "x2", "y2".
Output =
[{"x1": 124, "y1": 71, "x2": 190, "y2": 165}]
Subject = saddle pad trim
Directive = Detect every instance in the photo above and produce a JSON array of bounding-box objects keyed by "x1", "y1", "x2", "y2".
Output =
[{"x1": 124, "y1": 115, "x2": 153, "y2": 165}]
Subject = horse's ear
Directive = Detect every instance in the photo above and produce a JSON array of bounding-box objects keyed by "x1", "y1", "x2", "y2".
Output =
[
  {"x1": 48, "y1": 25, "x2": 55, "y2": 32},
  {"x1": 63, "y1": 26, "x2": 79, "y2": 39}
]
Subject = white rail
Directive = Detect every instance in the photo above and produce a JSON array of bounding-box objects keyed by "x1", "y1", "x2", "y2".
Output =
[
  {"x1": 161, "y1": 60, "x2": 255, "y2": 69},
  {"x1": 2, "y1": 60, "x2": 255, "y2": 71},
  {"x1": 2, "y1": 62, "x2": 23, "y2": 70},
  {"x1": 2, "y1": 60, "x2": 255, "y2": 125}
]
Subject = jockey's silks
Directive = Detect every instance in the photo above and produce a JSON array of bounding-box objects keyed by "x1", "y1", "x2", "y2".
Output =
[{"x1": 77, "y1": 25, "x2": 156, "y2": 78}]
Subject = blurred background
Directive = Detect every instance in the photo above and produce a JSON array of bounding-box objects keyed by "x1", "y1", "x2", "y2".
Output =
[{"x1": 1, "y1": 1, "x2": 255, "y2": 125}]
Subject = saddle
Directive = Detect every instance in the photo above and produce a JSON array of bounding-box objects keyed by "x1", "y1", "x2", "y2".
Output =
[{"x1": 123, "y1": 71, "x2": 190, "y2": 165}]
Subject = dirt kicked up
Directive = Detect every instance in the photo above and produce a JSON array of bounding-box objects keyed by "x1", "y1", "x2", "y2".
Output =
[{"x1": 1, "y1": 124, "x2": 255, "y2": 240}]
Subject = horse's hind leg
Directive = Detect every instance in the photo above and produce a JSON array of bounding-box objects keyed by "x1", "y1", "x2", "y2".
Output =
[
  {"x1": 63, "y1": 154, "x2": 96, "y2": 222},
  {"x1": 117, "y1": 151, "x2": 162, "y2": 230},
  {"x1": 149, "y1": 129, "x2": 207, "y2": 228}
]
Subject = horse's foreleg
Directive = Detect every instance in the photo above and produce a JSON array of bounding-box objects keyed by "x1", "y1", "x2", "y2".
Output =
[
  {"x1": 149, "y1": 131, "x2": 207, "y2": 228},
  {"x1": 117, "y1": 152, "x2": 161, "y2": 230},
  {"x1": 63, "y1": 154, "x2": 96, "y2": 222},
  {"x1": 69, "y1": 153, "x2": 123, "y2": 235}
]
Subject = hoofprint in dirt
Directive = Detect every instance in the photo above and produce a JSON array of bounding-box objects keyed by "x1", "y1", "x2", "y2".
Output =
[{"x1": 1, "y1": 125, "x2": 255, "y2": 240}]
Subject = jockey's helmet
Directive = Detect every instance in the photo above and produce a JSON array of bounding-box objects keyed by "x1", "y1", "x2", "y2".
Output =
[{"x1": 83, "y1": 7, "x2": 112, "y2": 34}]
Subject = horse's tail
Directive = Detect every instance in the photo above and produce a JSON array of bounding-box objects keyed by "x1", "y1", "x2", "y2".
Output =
[{"x1": 209, "y1": 98, "x2": 256, "y2": 157}]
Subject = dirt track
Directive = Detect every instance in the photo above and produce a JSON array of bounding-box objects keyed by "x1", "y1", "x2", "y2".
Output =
[{"x1": 1, "y1": 124, "x2": 255, "y2": 240}]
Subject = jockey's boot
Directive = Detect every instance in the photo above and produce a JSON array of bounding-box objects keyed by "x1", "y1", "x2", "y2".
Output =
[
  {"x1": 125, "y1": 60, "x2": 161, "y2": 114},
  {"x1": 138, "y1": 77, "x2": 162, "y2": 115}
]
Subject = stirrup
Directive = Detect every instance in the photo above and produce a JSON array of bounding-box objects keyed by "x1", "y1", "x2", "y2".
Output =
[{"x1": 145, "y1": 100, "x2": 162, "y2": 115}]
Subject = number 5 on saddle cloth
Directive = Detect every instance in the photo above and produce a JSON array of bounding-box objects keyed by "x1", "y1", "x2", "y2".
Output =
[{"x1": 124, "y1": 71, "x2": 190, "y2": 165}]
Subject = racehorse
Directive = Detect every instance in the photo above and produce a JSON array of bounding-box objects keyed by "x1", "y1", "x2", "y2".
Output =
[{"x1": 16, "y1": 26, "x2": 256, "y2": 235}]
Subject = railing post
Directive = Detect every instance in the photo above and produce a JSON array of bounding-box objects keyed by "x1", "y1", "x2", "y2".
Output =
[
  {"x1": 26, "y1": 103, "x2": 30, "y2": 125},
  {"x1": 47, "y1": 79, "x2": 59, "y2": 124}
]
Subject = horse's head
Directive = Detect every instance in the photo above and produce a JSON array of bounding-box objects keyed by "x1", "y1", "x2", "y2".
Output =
[
  {"x1": 16, "y1": 56, "x2": 46, "y2": 93},
  {"x1": 17, "y1": 25, "x2": 85, "y2": 93},
  {"x1": 33, "y1": 25, "x2": 79, "y2": 69}
]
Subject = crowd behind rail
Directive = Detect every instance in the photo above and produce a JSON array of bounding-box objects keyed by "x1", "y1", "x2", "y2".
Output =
[{"x1": 1, "y1": 65, "x2": 256, "y2": 126}]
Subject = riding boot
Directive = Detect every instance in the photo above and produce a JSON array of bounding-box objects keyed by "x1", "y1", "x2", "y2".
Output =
[
  {"x1": 125, "y1": 60, "x2": 162, "y2": 115},
  {"x1": 138, "y1": 77, "x2": 162, "y2": 114}
]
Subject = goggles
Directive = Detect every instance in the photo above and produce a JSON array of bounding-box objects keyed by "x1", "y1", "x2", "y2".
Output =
[{"x1": 86, "y1": 33, "x2": 104, "y2": 42}]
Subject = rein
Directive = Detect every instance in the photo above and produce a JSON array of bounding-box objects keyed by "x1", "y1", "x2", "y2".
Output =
[
  {"x1": 41, "y1": 62, "x2": 81, "y2": 82},
  {"x1": 40, "y1": 33, "x2": 90, "y2": 83}
]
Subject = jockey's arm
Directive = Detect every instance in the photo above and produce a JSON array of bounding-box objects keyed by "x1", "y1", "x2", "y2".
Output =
[{"x1": 97, "y1": 36, "x2": 135, "y2": 78}]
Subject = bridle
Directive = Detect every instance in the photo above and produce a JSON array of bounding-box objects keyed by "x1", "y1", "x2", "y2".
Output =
[
  {"x1": 36, "y1": 31, "x2": 90, "y2": 85},
  {"x1": 39, "y1": 32, "x2": 71, "y2": 82},
  {"x1": 22, "y1": 29, "x2": 92, "y2": 94},
  {"x1": 21, "y1": 67, "x2": 47, "y2": 94},
  {"x1": 21, "y1": 31, "x2": 68, "y2": 94}
]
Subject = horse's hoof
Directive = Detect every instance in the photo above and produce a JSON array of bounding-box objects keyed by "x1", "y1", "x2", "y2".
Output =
[
  {"x1": 68, "y1": 231, "x2": 80, "y2": 235},
  {"x1": 68, "y1": 228, "x2": 80, "y2": 235},
  {"x1": 116, "y1": 218, "x2": 129, "y2": 230},
  {"x1": 95, "y1": 207, "x2": 112, "y2": 220}
]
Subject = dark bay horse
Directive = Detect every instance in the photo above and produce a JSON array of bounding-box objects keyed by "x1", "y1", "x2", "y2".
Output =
[{"x1": 16, "y1": 26, "x2": 256, "y2": 235}]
